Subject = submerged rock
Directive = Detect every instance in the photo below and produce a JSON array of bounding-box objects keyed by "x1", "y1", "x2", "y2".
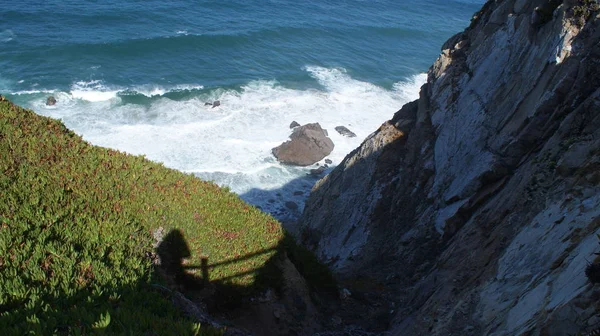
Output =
[
  {"x1": 285, "y1": 201, "x2": 298, "y2": 210},
  {"x1": 272, "y1": 123, "x2": 334, "y2": 166},
  {"x1": 335, "y1": 126, "x2": 356, "y2": 137},
  {"x1": 46, "y1": 96, "x2": 57, "y2": 106}
]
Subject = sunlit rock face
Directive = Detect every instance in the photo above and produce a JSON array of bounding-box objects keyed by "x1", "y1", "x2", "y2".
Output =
[{"x1": 299, "y1": 1, "x2": 600, "y2": 334}]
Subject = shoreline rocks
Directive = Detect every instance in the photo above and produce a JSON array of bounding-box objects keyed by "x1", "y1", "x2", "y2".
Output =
[
  {"x1": 272, "y1": 123, "x2": 334, "y2": 166},
  {"x1": 46, "y1": 96, "x2": 56, "y2": 106},
  {"x1": 335, "y1": 126, "x2": 356, "y2": 138}
]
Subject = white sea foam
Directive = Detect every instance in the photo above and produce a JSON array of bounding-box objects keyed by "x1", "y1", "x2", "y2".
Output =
[
  {"x1": 11, "y1": 89, "x2": 56, "y2": 95},
  {"x1": 71, "y1": 80, "x2": 120, "y2": 102},
  {"x1": 27, "y1": 67, "x2": 426, "y2": 221},
  {"x1": 132, "y1": 84, "x2": 204, "y2": 97}
]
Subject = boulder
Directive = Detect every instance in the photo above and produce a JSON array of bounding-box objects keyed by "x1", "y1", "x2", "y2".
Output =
[
  {"x1": 212, "y1": 100, "x2": 221, "y2": 108},
  {"x1": 325, "y1": 159, "x2": 333, "y2": 164},
  {"x1": 335, "y1": 126, "x2": 356, "y2": 137},
  {"x1": 272, "y1": 123, "x2": 334, "y2": 166},
  {"x1": 290, "y1": 121, "x2": 300, "y2": 129},
  {"x1": 46, "y1": 96, "x2": 57, "y2": 106},
  {"x1": 310, "y1": 166, "x2": 326, "y2": 175}
]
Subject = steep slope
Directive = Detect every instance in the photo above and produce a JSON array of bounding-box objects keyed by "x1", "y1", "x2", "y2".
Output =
[
  {"x1": 0, "y1": 97, "x2": 326, "y2": 335},
  {"x1": 299, "y1": 0, "x2": 600, "y2": 334}
]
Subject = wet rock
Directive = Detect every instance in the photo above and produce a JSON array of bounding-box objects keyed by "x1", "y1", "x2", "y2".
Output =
[
  {"x1": 290, "y1": 121, "x2": 300, "y2": 128},
  {"x1": 293, "y1": 191, "x2": 304, "y2": 196},
  {"x1": 325, "y1": 159, "x2": 333, "y2": 164},
  {"x1": 272, "y1": 123, "x2": 334, "y2": 166},
  {"x1": 46, "y1": 96, "x2": 57, "y2": 106},
  {"x1": 310, "y1": 166, "x2": 326, "y2": 175},
  {"x1": 335, "y1": 126, "x2": 356, "y2": 137},
  {"x1": 204, "y1": 102, "x2": 213, "y2": 106},
  {"x1": 212, "y1": 100, "x2": 221, "y2": 108},
  {"x1": 285, "y1": 201, "x2": 298, "y2": 210}
]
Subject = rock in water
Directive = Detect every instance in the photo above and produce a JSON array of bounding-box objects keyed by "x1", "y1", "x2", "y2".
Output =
[
  {"x1": 285, "y1": 201, "x2": 298, "y2": 210},
  {"x1": 204, "y1": 102, "x2": 213, "y2": 106},
  {"x1": 272, "y1": 123, "x2": 334, "y2": 166},
  {"x1": 212, "y1": 100, "x2": 221, "y2": 108},
  {"x1": 335, "y1": 126, "x2": 356, "y2": 137},
  {"x1": 290, "y1": 121, "x2": 301, "y2": 129},
  {"x1": 46, "y1": 96, "x2": 57, "y2": 106},
  {"x1": 310, "y1": 166, "x2": 326, "y2": 175}
]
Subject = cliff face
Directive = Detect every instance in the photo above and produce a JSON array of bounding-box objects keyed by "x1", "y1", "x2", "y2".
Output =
[{"x1": 299, "y1": 0, "x2": 600, "y2": 334}]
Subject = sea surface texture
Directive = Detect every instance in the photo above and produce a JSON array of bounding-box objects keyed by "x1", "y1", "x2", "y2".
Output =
[{"x1": 1, "y1": 0, "x2": 483, "y2": 221}]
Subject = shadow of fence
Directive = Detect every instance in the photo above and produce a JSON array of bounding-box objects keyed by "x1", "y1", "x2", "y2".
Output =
[{"x1": 156, "y1": 228, "x2": 280, "y2": 290}]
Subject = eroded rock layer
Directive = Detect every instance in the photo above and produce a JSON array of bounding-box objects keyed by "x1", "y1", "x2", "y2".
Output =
[{"x1": 299, "y1": 1, "x2": 600, "y2": 334}]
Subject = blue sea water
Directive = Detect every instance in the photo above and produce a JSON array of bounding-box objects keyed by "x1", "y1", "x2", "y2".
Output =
[{"x1": 0, "y1": 0, "x2": 484, "y2": 221}]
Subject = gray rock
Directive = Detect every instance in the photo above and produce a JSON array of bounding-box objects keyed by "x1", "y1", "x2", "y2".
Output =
[
  {"x1": 272, "y1": 123, "x2": 335, "y2": 166},
  {"x1": 335, "y1": 126, "x2": 357, "y2": 137},
  {"x1": 290, "y1": 121, "x2": 300, "y2": 128},
  {"x1": 325, "y1": 159, "x2": 333, "y2": 164},
  {"x1": 299, "y1": 2, "x2": 600, "y2": 335},
  {"x1": 557, "y1": 142, "x2": 592, "y2": 176},
  {"x1": 310, "y1": 166, "x2": 326, "y2": 175},
  {"x1": 212, "y1": 100, "x2": 221, "y2": 108},
  {"x1": 205, "y1": 102, "x2": 213, "y2": 106},
  {"x1": 46, "y1": 96, "x2": 57, "y2": 106}
]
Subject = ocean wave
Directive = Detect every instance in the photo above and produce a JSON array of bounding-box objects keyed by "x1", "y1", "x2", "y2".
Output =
[
  {"x1": 0, "y1": 29, "x2": 15, "y2": 42},
  {"x1": 18, "y1": 68, "x2": 426, "y2": 205},
  {"x1": 9, "y1": 89, "x2": 56, "y2": 95},
  {"x1": 127, "y1": 84, "x2": 205, "y2": 97},
  {"x1": 7, "y1": 80, "x2": 206, "y2": 105},
  {"x1": 70, "y1": 80, "x2": 119, "y2": 102}
]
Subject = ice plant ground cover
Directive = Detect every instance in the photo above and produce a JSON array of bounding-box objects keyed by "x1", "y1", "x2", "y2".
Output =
[{"x1": 0, "y1": 96, "x2": 308, "y2": 334}]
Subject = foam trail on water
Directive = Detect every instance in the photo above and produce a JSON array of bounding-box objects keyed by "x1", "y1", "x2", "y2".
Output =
[
  {"x1": 20, "y1": 67, "x2": 426, "y2": 221},
  {"x1": 0, "y1": 29, "x2": 15, "y2": 42}
]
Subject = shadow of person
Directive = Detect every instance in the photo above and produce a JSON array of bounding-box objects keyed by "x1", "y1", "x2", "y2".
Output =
[{"x1": 156, "y1": 229, "x2": 206, "y2": 290}]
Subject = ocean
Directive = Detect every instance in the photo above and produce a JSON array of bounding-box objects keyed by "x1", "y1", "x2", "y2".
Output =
[{"x1": 0, "y1": 0, "x2": 484, "y2": 222}]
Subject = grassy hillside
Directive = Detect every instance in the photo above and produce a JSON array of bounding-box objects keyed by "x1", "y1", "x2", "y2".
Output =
[{"x1": 0, "y1": 96, "x2": 286, "y2": 335}]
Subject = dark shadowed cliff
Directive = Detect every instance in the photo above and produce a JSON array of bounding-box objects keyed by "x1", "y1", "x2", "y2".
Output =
[{"x1": 299, "y1": 0, "x2": 600, "y2": 334}]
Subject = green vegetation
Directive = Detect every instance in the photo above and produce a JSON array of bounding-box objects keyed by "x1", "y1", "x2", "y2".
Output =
[{"x1": 0, "y1": 96, "x2": 288, "y2": 334}]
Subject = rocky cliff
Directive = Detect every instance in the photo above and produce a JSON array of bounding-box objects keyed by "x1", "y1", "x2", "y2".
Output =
[{"x1": 299, "y1": 0, "x2": 600, "y2": 334}]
